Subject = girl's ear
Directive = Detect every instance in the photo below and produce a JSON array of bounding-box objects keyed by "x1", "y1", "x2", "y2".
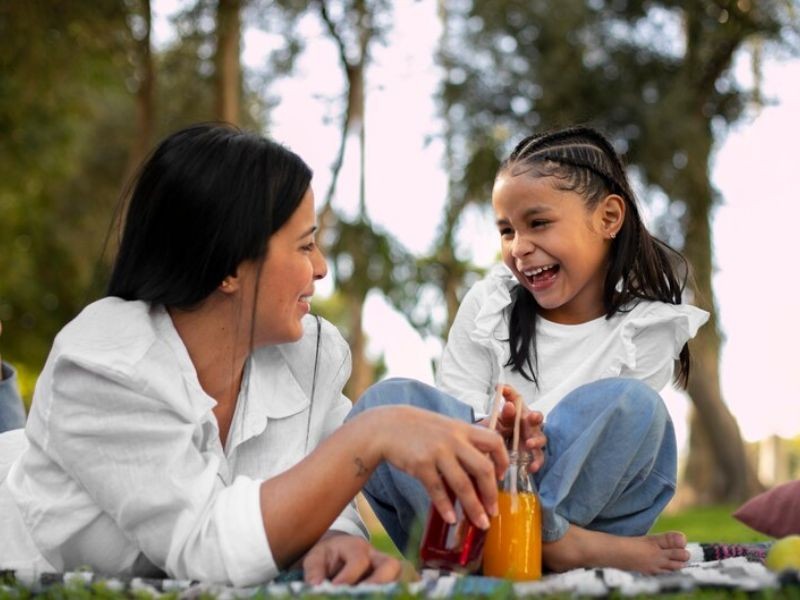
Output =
[{"x1": 598, "y1": 194, "x2": 626, "y2": 239}]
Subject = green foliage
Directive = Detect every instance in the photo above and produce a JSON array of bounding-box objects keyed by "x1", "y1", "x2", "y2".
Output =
[
  {"x1": 652, "y1": 505, "x2": 771, "y2": 544},
  {"x1": 0, "y1": 1, "x2": 135, "y2": 371},
  {"x1": 0, "y1": 0, "x2": 278, "y2": 380},
  {"x1": 437, "y1": 0, "x2": 799, "y2": 240}
]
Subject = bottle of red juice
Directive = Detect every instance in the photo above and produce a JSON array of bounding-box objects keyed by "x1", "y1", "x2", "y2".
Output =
[{"x1": 418, "y1": 482, "x2": 487, "y2": 573}]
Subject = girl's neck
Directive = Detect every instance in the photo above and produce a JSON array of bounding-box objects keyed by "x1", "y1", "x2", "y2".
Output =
[{"x1": 538, "y1": 301, "x2": 606, "y2": 325}]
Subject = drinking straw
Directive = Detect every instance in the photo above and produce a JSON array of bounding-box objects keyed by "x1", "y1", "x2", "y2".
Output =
[
  {"x1": 487, "y1": 382, "x2": 503, "y2": 432},
  {"x1": 510, "y1": 393, "x2": 523, "y2": 511},
  {"x1": 511, "y1": 393, "x2": 522, "y2": 457}
]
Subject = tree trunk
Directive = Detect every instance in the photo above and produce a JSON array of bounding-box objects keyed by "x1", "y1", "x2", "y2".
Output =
[
  {"x1": 679, "y1": 115, "x2": 763, "y2": 504},
  {"x1": 344, "y1": 297, "x2": 373, "y2": 401},
  {"x1": 214, "y1": 0, "x2": 240, "y2": 125},
  {"x1": 315, "y1": 0, "x2": 376, "y2": 401},
  {"x1": 124, "y1": 0, "x2": 154, "y2": 182}
]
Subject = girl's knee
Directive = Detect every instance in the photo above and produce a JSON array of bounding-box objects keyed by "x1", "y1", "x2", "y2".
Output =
[
  {"x1": 607, "y1": 378, "x2": 667, "y2": 423},
  {"x1": 550, "y1": 378, "x2": 670, "y2": 438},
  {"x1": 349, "y1": 378, "x2": 473, "y2": 422},
  {"x1": 348, "y1": 378, "x2": 414, "y2": 419}
]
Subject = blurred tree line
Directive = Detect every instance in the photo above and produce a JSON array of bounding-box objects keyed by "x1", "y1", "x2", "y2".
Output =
[{"x1": 1, "y1": 0, "x2": 797, "y2": 505}]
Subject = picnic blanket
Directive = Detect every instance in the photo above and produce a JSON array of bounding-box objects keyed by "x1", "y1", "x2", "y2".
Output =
[{"x1": 3, "y1": 542, "x2": 798, "y2": 597}]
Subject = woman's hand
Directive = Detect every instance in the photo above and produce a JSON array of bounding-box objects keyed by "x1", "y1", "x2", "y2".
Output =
[
  {"x1": 478, "y1": 385, "x2": 546, "y2": 474},
  {"x1": 373, "y1": 405, "x2": 508, "y2": 531},
  {"x1": 302, "y1": 533, "x2": 402, "y2": 585}
]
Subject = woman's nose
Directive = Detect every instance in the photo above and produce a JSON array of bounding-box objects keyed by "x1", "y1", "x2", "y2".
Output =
[{"x1": 313, "y1": 247, "x2": 328, "y2": 280}]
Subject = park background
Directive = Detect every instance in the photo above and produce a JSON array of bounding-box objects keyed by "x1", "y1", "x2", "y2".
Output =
[{"x1": 1, "y1": 0, "x2": 799, "y2": 533}]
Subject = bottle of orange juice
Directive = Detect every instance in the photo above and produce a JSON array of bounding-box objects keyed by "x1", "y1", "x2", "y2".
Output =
[{"x1": 482, "y1": 450, "x2": 542, "y2": 581}]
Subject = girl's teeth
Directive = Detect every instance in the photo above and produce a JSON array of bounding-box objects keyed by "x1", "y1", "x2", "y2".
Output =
[{"x1": 524, "y1": 265, "x2": 555, "y2": 276}]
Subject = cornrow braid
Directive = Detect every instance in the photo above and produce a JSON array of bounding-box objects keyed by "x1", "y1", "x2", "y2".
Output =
[{"x1": 500, "y1": 126, "x2": 692, "y2": 388}]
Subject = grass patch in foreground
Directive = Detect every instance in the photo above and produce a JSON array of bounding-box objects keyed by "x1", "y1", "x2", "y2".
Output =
[
  {"x1": 369, "y1": 504, "x2": 772, "y2": 560},
  {"x1": 651, "y1": 504, "x2": 771, "y2": 544}
]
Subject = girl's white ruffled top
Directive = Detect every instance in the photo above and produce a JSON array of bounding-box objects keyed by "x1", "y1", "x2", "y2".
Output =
[{"x1": 437, "y1": 265, "x2": 710, "y2": 417}]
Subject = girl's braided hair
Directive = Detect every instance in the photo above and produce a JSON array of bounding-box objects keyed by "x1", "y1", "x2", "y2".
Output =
[{"x1": 500, "y1": 125, "x2": 692, "y2": 388}]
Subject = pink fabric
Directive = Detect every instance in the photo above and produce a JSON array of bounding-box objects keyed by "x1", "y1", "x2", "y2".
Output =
[{"x1": 733, "y1": 480, "x2": 800, "y2": 538}]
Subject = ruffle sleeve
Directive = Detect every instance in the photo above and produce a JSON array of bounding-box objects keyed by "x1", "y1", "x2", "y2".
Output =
[
  {"x1": 437, "y1": 265, "x2": 519, "y2": 414},
  {"x1": 609, "y1": 302, "x2": 709, "y2": 391},
  {"x1": 468, "y1": 264, "x2": 518, "y2": 365}
]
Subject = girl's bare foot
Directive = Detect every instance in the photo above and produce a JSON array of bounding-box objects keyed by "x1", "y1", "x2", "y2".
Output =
[{"x1": 543, "y1": 525, "x2": 689, "y2": 574}]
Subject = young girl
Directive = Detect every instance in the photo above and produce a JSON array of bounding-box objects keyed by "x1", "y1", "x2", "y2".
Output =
[
  {"x1": 352, "y1": 125, "x2": 707, "y2": 575},
  {"x1": 0, "y1": 124, "x2": 510, "y2": 586}
]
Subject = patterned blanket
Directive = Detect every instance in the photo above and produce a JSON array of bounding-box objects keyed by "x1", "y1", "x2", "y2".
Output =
[{"x1": 4, "y1": 543, "x2": 798, "y2": 597}]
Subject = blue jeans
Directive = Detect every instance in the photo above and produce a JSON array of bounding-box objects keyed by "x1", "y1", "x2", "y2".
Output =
[
  {"x1": 0, "y1": 363, "x2": 26, "y2": 434},
  {"x1": 346, "y1": 377, "x2": 676, "y2": 554}
]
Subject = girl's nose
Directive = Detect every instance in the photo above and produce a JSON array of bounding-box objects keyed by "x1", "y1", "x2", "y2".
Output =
[{"x1": 511, "y1": 234, "x2": 534, "y2": 258}]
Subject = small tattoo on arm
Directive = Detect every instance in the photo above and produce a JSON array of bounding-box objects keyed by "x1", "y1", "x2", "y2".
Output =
[{"x1": 354, "y1": 457, "x2": 368, "y2": 478}]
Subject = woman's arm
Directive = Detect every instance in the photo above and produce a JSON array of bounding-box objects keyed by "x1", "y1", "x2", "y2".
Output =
[
  {"x1": 260, "y1": 403, "x2": 508, "y2": 569},
  {"x1": 44, "y1": 358, "x2": 506, "y2": 585}
]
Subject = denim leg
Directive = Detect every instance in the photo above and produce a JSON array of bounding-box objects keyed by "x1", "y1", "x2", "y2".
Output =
[
  {"x1": 346, "y1": 378, "x2": 475, "y2": 554},
  {"x1": 0, "y1": 363, "x2": 26, "y2": 434},
  {"x1": 534, "y1": 377, "x2": 677, "y2": 542}
]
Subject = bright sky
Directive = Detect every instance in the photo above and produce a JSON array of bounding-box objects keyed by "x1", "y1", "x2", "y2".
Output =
[{"x1": 155, "y1": 2, "x2": 800, "y2": 449}]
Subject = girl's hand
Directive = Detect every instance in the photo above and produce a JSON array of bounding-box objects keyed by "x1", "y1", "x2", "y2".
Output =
[
  {"x1": 302, "y1": 533, "x2": 402, "y2": 585},
  {"x1": 374, "y1": 405, "x2": 508, "y2": 531},
  {"x1": 481, "y1": 385, "x2": 546, "y2": 473}
]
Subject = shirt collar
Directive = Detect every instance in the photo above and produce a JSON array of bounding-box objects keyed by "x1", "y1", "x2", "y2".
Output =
[{"x1": 229, "y1": 346, "x2": 310, "y2": 448}]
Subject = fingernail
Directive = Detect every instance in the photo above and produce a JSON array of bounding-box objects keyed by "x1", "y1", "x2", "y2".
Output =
[
  {"x1": 444, "y1": 510, "x2": 456, "y2": 524},
  {"x1": 478, "y1": 514, "x2": 490, "y2": 529},
  {"x1": 489, "y1": 502, "x2": 499, "y2": 516}
]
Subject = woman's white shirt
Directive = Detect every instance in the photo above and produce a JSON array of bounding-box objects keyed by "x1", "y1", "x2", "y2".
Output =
[
  {"x1": 437, "y1": 265, "x2": 710, "y2": 417},
  {"x1": 0, "y1": 297, "x2": 364, "y2": 586}
]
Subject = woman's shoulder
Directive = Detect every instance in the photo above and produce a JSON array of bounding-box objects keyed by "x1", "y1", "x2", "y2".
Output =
[{"x1": 51, "y1": 297, "x2": 164, "y2": 375}]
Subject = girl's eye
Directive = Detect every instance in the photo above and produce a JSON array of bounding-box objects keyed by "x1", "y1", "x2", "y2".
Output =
[
  {"x1": 499, "y1": 227, "x2": 514, "y2": 238},
  {"x1": 302, "y1": 241, "x2": 316, "y2": 252},
  {"x1": 530, "y1": 219, "x2": 549, "y2": 229}
]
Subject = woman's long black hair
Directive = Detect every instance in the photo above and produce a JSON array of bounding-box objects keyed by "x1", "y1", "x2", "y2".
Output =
[
  {"x1": 501, "y1": 126, "x2": 692, "y2": 388},
  {"x1": 107, "y1": 123, "x2": 312, "y2": 309}
]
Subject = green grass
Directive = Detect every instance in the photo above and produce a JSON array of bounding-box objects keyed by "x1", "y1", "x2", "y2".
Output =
[
  {"x1": 370, "y1": 504, "x2": 772, "y2": 560},
  {"x1": 650, "y1": 505, "x2": 771, "y2": 544}
]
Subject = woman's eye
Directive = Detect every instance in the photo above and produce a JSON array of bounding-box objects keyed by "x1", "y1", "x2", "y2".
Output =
[
  {"x1": 531, "y1": 220, "x2": 549, "y2": 229},
  {"x1": 302, "y1": 242, "x2": 315, "y2": 252},
  {"x1": 499, "y1": 228, "x2": 513, "y2": 238}
]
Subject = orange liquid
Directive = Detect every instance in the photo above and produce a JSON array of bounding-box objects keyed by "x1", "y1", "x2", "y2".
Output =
[{"x1": 482, "y1": 490, "x2": 542, "y2": 581}]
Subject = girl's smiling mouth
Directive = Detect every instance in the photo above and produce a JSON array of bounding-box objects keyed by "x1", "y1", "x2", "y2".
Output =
[{"x1": 521, "y1": 263, "x2": 560, "y2": 288}]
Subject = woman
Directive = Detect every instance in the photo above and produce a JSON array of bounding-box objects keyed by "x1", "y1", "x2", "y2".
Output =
[
  {"x1": 0, "y1": 321, "x2": 26, "y2": 433},
  {"x1": 0, "y1": 124, "x2": 509, "y2": 586}
]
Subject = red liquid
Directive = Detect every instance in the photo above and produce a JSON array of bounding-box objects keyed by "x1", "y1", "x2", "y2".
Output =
[{"x1": 418, "y1": 485, "x2": 487, "y2": 573}]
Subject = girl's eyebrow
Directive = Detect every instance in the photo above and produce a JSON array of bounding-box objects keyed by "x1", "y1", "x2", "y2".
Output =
[{"x1": 496, "y1": 206, "x2": 551, "y2": 226}]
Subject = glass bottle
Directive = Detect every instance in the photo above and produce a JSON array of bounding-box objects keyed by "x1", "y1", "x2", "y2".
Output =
[
  {"x1": 418, "y1": 479, "x2": 487, "y2": 573},
  {"x1": 482, "y1": 450, "x2": 542, "y2": 581}
]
